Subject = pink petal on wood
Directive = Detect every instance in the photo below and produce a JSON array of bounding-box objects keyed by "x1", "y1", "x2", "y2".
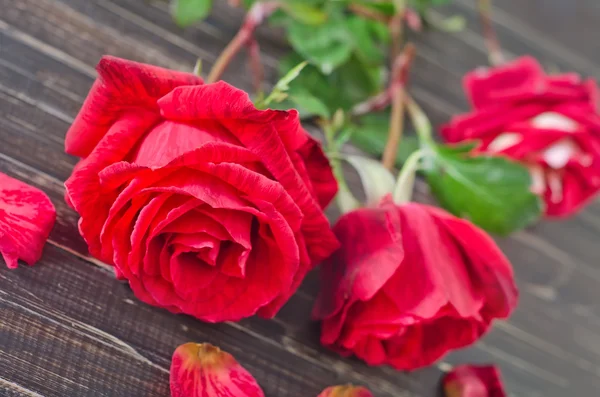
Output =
[{"x1": 0, "y1": 173, "x2": 56, "y2": 269}]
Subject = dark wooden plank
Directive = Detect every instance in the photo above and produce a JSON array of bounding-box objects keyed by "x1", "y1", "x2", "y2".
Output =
[
  {"x1": 465, "y1": 0, "x2": 600, "y2": 69},
  {"x1": 443, "y1": 0, "x2": 600, "y2": 77},
  {"x1": 0, "y1": 244, "x2": 438, "y2": 397},
  {"x1": 1, "y1": 0, "x2": 600, "y2": 396}
]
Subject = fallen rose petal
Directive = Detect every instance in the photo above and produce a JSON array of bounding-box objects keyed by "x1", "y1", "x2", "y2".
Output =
[
  {"x1": 0, "y1": 173, "x2": 56, "y2": 269},
  {"x1": 443, "y1": 365, "x2": 506, "y2": 397},
  {"x1": 317, "y1": 385, "x2": 374, "y2": 397},
  {"x1": 170, "y1": 342, "x2": 265, "y2": 397}
]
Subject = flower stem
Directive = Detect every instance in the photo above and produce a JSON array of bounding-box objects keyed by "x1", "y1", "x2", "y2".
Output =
[
  {"x1": 347, "y1": 3, "x2": 390, "y2": 24},
  {"x1": 247, "y1": 39, "x2": 264, "y2": 96},
  {"x1": 382, "y1": 43, "x2": 416, "y2": 170},
  {"x1": 389, "y1": 0, "x2": 406, "y2": 62},
  {"x1": 207, "y1": 1, "x2": 279, "y2": 83},
  {"x1": 477, "y1": 0, "x2": 504, "y2": 66}
]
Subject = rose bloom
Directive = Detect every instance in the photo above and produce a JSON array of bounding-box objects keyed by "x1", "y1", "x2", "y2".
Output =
[
  {"x1": 313, "y1": 196, "x2": 518, "y2": 370},
  {"x1": 443, "y1": 56, "x2": 600, "y2": 217},
  {"x1": 65, "y1": 56, "x2": 338, "y2": 322}
]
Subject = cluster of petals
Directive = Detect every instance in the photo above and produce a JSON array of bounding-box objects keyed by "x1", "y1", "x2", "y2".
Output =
[
  {"x1": 64, "y1": 56, "x2": 338, "y2": 322},
  {"x1": 443, "y1": 56, "x2": 600, "y2": 217},
  {"x1": 313, "y1": 196, "x2": 518, "y2": 370}
]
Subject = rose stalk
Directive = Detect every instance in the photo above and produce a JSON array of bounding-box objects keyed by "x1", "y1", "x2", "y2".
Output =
[{"x1": 476, "y1": 0, "x2": 504, "y2": 66}]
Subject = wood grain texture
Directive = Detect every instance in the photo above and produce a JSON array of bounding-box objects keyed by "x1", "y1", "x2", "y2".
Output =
[{"x1": 1, "y1": 0, "x2": 600, "y2": 396}]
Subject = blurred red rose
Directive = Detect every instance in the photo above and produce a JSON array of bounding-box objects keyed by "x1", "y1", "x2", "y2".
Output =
[
  {"x1": 65, "y1": 56, "x2": 338, "y2": 322},
  {"x1": 443, "y1": 56, "x2": 600, "y2": 217},
  {"x1": 443, "y1": 365, "x2": 506, "y2": 397},
  {"x1": 0, "y1": 173, "x2": 56, "y2": 269},
  {"x1": 313, "y1": 196, "x2": 518, "y2": 370}
]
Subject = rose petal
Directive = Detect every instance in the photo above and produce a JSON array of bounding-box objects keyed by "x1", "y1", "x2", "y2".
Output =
[
  {"x1": 0, "y1": 173, "x2": 56, "y2": 269},
  {"x1": 158, "y1": 82, "x2": 339, "y2": 264},
  {"x1": 530, "y1": 112, "x2": 579, "y2": 132},
  {"x1": 317, "y1": 385, "x2": 374, "y2": 397},
  {"x1": 464, "y1": 56, "x2": 546, "y2": 109},
  {"x1": 170, "y1": 342, "x2": 265, "y2": 397},
  {"x1": 443, "y1": 365, "x2": 507, "y2": 397},
  {"x1": 295, "y1": 135, "x2": 338, "y2": 209},
  {"x1": 312, "y1": 196, "x2": 404, "y2": 321},
  {"x1": 65, "y1": 56, "x2": 203, "y2": 158}
]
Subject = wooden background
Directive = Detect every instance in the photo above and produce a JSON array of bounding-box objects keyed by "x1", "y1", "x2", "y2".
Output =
[{"x1": 1, "y1": 0, "x2": 600, "y2": 396}]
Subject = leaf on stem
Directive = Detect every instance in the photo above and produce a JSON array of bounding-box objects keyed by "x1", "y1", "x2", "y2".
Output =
[
  {"x1": 257, "y1": 61, "x2": 308, "y2": 108},
  {"x1": 281, "y1": 2, "x2": 328, "y2": 25},
  {"x1": 278, "y1": 53, "x2": 384, "y2": 117},
  {"x1": 424, "y1": 142, "x2": 544, "y2": 235},
  {"x1": 345, "y1": 154, "x2": 396, "y2": 205},
  {"x1": 171, "y1": 0, "x2": 213, "y2": 27},
  {"x1": 288, "y1": 17, "x2": 354, "y2": 74}
]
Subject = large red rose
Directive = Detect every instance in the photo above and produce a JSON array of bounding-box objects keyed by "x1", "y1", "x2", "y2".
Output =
[
  {"x1": 443, "y1": 56, "x2": 600, "y2": 217},
  {"x1": 64, "y1": 56, "x2": 338, "y2": 322},
  {"x1": 313, "y1": 196, "x2": 518, "y2": 370}
]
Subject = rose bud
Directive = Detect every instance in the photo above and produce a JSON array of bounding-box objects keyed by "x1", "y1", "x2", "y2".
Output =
[
  {"x1": 443, "y1": 56, "x2": 600, "y2": 217},
  {"x1": 64, "y1": 56, "x2": 338, "y2": 322},
  {"x1": 313, "y1": 196, "x2": 518, "y2": 370},
  {"x1": 170, "y1": 342, "x2": 264, "y2": 397},
  {"x1": 317, "y1": 385, "x2": 373, "y2": 397},
  {"x1": 443, "y1": 365, "x2": 506, "y2": 397},
  {"x1": 0, "y1": 173, "x2": 56, "y2": 269}
]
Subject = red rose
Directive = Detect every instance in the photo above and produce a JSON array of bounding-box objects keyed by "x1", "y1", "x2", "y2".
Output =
[
  {"x1": 313, "y1": 196, "x2": 517, "y2": 370},
  {"x1": 64, "y1": 56, "x2": 338, "y2": 322},
  {"x1": 443, "y1": 56, "x2": 600, "y2": 217}
]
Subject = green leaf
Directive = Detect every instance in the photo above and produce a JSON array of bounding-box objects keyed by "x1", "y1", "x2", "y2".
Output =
[
  {"x1": 351, "y1": 1, "x2": 396, "y2": 16},
  {"x1": 281, "y1": 3, "x2": 328, "y2": 25},
  {"x1": 345, "y1": 155, "x2": 396, "y2": 204},
  {"x1": 257, "y1": 61, "x2": 307, "y2": 109},
  {"x1": 171, "y1": 0, "x2": 212, "y2": 27},
  {"x1": 288, "y1": 91, "x2": 331, "y2": 118},
  {"x1": 287, "y1": 16, "x2": 353, "y2": 74},
  {"x1": 349, "y1": 113, "x2": 420, "y2": 168},
  {"x1": 424, "y1": 143, "x2": 544, "y2": 235},
  {"x1": 275, "y1": 61, "x2": 308, "y2": 92},
  {"x1": 435, "y1": 15, "x2": 467, "y2": 32},
  {"x1": 279, "y1": 53, "x2": 384, "y2": 115},
  {"x1": 346, "y1": 17, "x2": 388, "y2": 65},
  {"x1": 410, "y1": 0, "x2": 451, "y2": 13}
]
